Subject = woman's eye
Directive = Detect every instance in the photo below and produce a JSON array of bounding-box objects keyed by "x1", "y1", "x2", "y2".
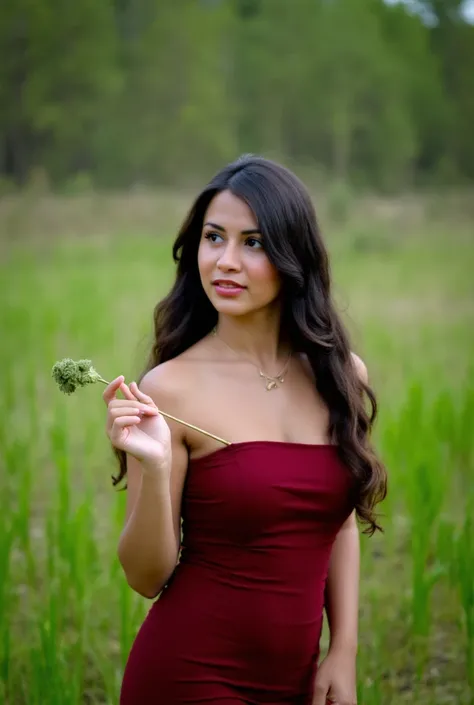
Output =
[
  {"x1": 246, "y1": 237, "x2": 263, "y2": 249},
  {"x1": 204, "y1": 232, "x2": 223, "y2": 243}
]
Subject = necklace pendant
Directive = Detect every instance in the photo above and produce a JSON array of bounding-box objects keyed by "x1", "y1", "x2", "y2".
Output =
[{"x1": 213, "y1": 330, "x2": 291, "y2": 392}]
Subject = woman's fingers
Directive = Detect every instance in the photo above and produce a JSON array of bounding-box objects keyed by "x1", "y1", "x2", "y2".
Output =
[
  {"x1": 107, "y1": 403, "x2": 157, "y2": 430},
  {"x1": 109, "y1": 415, "x2": 142, "y2": 442},
  {"x1": 104, "y1": 378, "x2": 159, "y2": 446},
  {"x1": 109, "y1": 405, "x2": 157, "y2": 418},
  {"x1": 112, "y1": 416, "x2": 142, "y2": 429},
  {"x1": 120, "y1": 381, "x2": 137, "y2": 401},
  {"x1": 109, "y1": 399, "x2": 151, "y2": 408},
  {"x1": 103, "y1": 376, "x2": 124, "y2": 405},
  {"x1": 105, "y1": 378, "x2": 155, "y2": 407},
  {"x1": 129, "y1": 381, "x2": 156, "y2": 406}
]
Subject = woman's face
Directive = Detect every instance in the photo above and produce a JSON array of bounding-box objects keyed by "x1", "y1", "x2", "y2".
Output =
[{"x1": 198, "y1": 190, "x2": 281, "y2": 317}]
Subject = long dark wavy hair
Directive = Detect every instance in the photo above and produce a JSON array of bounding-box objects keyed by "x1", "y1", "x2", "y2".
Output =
[{"x1": 113, "y1": 155, "x2": 387, "y2": 535}]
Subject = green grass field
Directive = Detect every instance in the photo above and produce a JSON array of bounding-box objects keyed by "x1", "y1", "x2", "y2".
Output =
[{"x1": 1, "y1": 195, "x2": 473, "y2": 704}]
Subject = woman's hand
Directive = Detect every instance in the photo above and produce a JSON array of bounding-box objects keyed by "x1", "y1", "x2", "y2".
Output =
[
  {"x1": 103, "y1": 375, "x2": 172, "y2": 473},
  {"x1": 312, "y1": 647, "x2": 357, "y2": 705}
]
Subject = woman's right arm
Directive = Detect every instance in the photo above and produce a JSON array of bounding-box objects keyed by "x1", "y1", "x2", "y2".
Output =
[{"x1": 104, "y1": 371, "x2": 188, "y2": 599}]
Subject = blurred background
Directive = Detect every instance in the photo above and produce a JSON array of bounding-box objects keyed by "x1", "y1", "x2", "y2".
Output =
[
  {"x1": 1, "y1": 0, "x2": 474, "y2": 193},
  {"x1": 0, "y1": 1, "x2": 473, "y2": 704}
]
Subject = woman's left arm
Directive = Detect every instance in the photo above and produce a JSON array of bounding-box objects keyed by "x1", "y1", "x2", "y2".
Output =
[
  {"x1": 325, "y1": 510, "x2": 360, "y2": 654},
  {"x1": 312, "y1": 512, "x2": 360, "y2": 705},
  {"x1": 312, "y1": 353, "x2": 366, "y2": 705}
]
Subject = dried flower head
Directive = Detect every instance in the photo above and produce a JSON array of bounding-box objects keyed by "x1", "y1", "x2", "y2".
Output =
[{"x1": 52, "y1": 358, "x2": 109, "y2": 395}]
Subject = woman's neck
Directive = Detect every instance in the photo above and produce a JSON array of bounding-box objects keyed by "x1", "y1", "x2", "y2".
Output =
[{"x1": 213, "y1": 311, "x2": 291, "y2": 371}]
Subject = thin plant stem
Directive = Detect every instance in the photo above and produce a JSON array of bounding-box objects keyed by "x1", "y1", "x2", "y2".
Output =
[{"x1": 97, "y1": 379, "x2": 230, "y2": 446}]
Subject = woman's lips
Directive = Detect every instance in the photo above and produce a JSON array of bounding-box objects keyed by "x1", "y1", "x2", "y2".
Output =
[{"x1": 212, "y1": 281, "x2": 246, "y2": 297}]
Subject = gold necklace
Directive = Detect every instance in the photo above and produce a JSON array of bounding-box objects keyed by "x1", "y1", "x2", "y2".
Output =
[{"x1": 211, "y1": 327, "x2": 291, "y2": 391}]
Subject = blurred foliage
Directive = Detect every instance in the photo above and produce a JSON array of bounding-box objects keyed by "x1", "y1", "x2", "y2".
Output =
[{"x1": 0, "y1": 0, "x2": 473, "y2": 191}]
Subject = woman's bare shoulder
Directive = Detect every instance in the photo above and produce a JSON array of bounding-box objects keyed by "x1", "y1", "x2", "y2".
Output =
[
  {"x1": 138, "y1": 337, "x2": 213, "y2": 410},
  {"x1": 298, "y1": 350, "x2": 368, "y2": 384},
  {"x1": 350, "y1": 352, "x2": 368, "y2": 383}
]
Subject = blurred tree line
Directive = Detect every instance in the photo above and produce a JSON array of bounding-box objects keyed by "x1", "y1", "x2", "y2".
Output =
[{"x1": 1, "y1": 0, "x2": 473, "y2": 192}]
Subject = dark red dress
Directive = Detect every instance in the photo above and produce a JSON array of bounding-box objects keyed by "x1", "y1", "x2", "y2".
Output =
[{"x1": 120, "y1": 441, "x2": 355, "y2": 705}]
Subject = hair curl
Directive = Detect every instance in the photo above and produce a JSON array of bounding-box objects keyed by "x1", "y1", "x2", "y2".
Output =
[{"x1": 113, "y1": 155, "x2": 387, "y2": 535}]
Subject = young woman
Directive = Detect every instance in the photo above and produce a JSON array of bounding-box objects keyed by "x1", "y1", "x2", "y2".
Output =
[{"x1": 103, "y1": 155, "x2": 387, "y2": 705}]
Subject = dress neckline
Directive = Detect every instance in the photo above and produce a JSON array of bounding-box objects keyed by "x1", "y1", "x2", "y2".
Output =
[{"x1": 189, "y1": 439, "x2": 338, "y2": 465}]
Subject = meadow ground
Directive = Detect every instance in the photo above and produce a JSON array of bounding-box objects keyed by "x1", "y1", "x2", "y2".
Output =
[{"x1": 0, "y1": 191, "x2": 473, "y2": 704}]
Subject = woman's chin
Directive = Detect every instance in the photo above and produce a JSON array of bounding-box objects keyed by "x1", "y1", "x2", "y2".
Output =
[
  {"x1": 212, "y1": 299, "x2": 251, "y2": 316},
  {"x1": 209, "y1": 292, "x2": 278, "y2": 319}
]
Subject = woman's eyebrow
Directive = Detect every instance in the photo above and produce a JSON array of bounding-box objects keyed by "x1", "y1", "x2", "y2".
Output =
[{"x1": 203, "y1": 221, "x2": 261, "y2": 235}]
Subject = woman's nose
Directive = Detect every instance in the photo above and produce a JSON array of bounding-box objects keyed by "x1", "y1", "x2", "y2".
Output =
[{"x1": 217, "y1": 242, "x2": 242, "y2": 272}]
